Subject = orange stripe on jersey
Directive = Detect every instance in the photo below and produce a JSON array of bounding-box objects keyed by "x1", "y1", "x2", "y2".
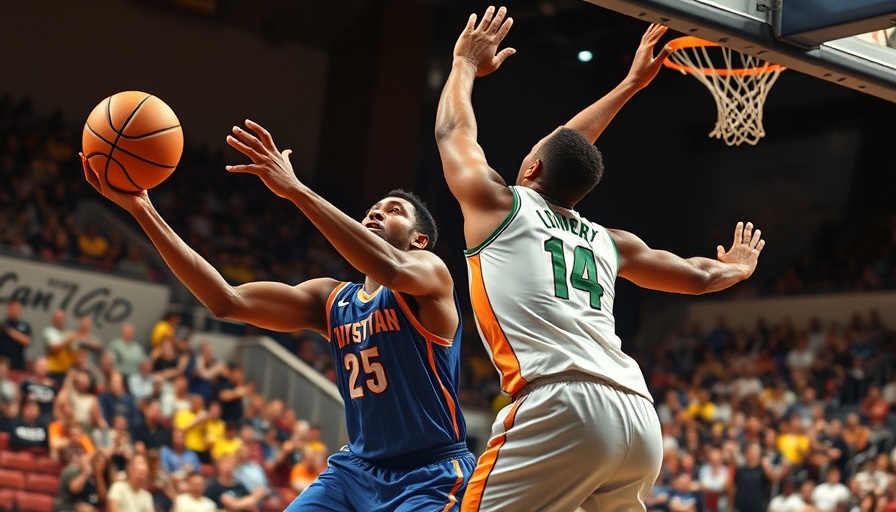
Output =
[
  {"x1": 461, "y1": 398, "x2": 525, "y2": 512},
  {"x1": 441, "y1": 458, "x2": 465, "y2": 512},
  {"x1": 466, "y1": 254, "x2": 528, "y2": 395},
  {"x1": 427, "y1": 340, "x2": 461, "y2": 440},
  {"x1": 323, "y1": 282, "x2": 348, "y2": 343},
  {"x1": 393, "y1": 291, "x2": 453, "y2": 347}
]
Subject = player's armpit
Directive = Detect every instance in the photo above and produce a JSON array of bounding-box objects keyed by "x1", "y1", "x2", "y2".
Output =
[{"x1": 217, "y1": 277, "x2": 339, "y2": 335}]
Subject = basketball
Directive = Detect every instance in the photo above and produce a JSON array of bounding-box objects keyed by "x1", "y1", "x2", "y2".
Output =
[{"x1": 82, "y1": 91, "x2": 183, "y2": 192}]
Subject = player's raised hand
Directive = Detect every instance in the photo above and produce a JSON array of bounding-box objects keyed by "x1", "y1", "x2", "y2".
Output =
[
  {"x1": 454, "y1": 6, "x2": 516, "y2": 77},
  {"x1": 624, "y1": 23, "x2": 673, "y2": 91},
  {"x1": 80, "y1": 152, "x2": 149, "y2": 212},
  {"x1": 226, "y1": 119, "x2": 302, "y2": 200},
  {"x1": 716, "y1": 221, "x2": 765, "y2": 277}
]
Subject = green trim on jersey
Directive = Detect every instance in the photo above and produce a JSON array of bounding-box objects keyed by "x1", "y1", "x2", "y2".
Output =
[
  {"x1": 605, "y1": 228, "x2": 620, "y2": 274},
  {"x1": 464, "y1": 187, "x2": 521, "y2": 256}
]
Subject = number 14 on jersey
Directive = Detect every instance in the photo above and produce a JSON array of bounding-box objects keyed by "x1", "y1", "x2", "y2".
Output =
[{"x1": 543, "y1": 237, "x2": 604, "y2": 310}]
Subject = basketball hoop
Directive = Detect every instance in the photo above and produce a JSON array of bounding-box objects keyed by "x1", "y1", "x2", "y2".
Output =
[{"x1": 663, "y1": 36, "x2": 785, "y2": 146}]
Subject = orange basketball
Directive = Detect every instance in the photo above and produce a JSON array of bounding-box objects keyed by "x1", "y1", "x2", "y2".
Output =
[{"x1": 82, "y1": 91, "x2": 183, "y2": 192}]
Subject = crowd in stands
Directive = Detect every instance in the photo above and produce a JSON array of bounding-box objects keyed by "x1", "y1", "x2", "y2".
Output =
[
  {"x1": 642, "y1": 311, "x2": 896, "y2": 512},
  {"x1": 1, "y1": 301, "x2": 329, "y2": 511},
  {"x1": 4, "y1": 94, "x2": 896, "y2": 511}
]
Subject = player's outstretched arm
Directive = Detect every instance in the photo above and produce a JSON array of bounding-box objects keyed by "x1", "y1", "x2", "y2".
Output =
[
  {"x1": 564, "y1": 23, "x2": 672, "y2": 143},
  {"x1": 80, "y1": 153, "x2": 336, "y2": 334},
  {"x1": 226, "y1": 121, "x2": 451, "y2": 299},
  {"x1": 435, "y1": 6, "x2": 517, "y2": 248},
  {"x1": 611, "y1": 221, "x2": 766, "y2": 295}
]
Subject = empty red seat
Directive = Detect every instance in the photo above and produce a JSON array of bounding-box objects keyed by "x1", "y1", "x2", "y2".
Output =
[
  {"x1": 0, "y1": 433, "x2": 8, "y2": 451},
  {"x1": 0, "y1": 468, "x2": 25, "y2": 490},
  {"x1": 15, "y1": 491, "x2": 54, "y2": 512},
  {"x1": 0, "y1": 451, "x2": 34, "y2": 472},
  {"x1": 0, "y1": 488, "x2": 14, "y2": 507},
  {"x1": 34, "y1": 457, "x2": 61, "y2": 475},
  {"x1": 25, "y1": 473, "x2": 59, "y2": 495}
]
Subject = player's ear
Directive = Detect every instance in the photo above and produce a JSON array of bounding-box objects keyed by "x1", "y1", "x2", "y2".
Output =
[
  {"x1": 410, "y1": 233, "x2": 429, "y2": 250},
  {"x1": 523, "y1": 159, "x2": 542, "y2": 180}
]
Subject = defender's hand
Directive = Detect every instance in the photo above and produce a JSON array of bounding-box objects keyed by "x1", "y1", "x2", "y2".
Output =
[
  {"x1": 624, "y1": 23, "x2": 673, "y2": 91},
  {"x1": 80, "y1": 153, "x2": 149, "y2": 213},
  {"x1": 453, "y1": 6, "x2": 516, "y2": 77},
  {"x1": 226, "y1": 119, "x2": 301, "y2": 200},
  {"x1": 717, "y1": 221, "x2": 765, "y2": 278}
]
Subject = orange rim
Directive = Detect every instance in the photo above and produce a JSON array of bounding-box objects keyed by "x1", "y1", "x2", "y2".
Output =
[{"x1": 662, "y1": 36, "x2": 786, "y2": 76}]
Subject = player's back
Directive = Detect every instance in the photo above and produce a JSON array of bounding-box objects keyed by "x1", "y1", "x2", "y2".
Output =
[
  {"x1": 464, "y1": 185, "x2": 651, "y2": 400},
  {"x1": 326, "y1": 282, "x2": 467, "y2": 465}
]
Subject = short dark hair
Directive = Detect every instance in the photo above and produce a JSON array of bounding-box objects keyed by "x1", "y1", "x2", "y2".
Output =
[
  {"x1": 385, "y1": 189, "x2": 439, "y2": 250},
  {"x1": 536, "y1": 127, "x2": 604, "y2": 205}
]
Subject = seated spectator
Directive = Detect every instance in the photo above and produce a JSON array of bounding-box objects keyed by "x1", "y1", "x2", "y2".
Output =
[
  {"x1": 98, "y1": 371, "x2": 140, "y2": 429},
  {"x1": 842, "y1": 412, "x2": 871, "y2": 455},
  {"x1": 777, "y1": 415, "x2": 811, "y2": 468},
  {"x1": 151, "y1": 312, "x2": 181, "y2": 348},
  {"x1": 1, "y1": 300, "x2": 32, "y2": 371},
  {"x1": 204, "y1": 454, "x2": 266, "y2": 512},
  {"x1": 211, "y1": 421, "x2": 243, "y2": 462},
  {"x1": 107, "y1": 322, "x2": 147, "y2": 379},
  {"x1": 289, "y1": 447, "x2": 326, "y2": 495},
  {"x1": 667, "y1": 472, "x2": 699, "y2": 512},
  {"x1": 233, "y1": 444, "x2": 275, "y2": 501},
  {"x1": 53, "y1": 422, "x2": 97, "y2": 466},
  {"x1": 71, "y1": 316, "x2": 104, "y2": 363},
  {"x1": 93, "y1": 414, "x2": 134, "y2": 475},
  {"x1": 77, "y1": 222, "x2": 109, "y2": 263},
  {"x1": 98, "y1": 351, "x2": 118, "y2": 391},
  {"x1": 305, "y1": 423, "x2": 327, "y2": 454},
  {"x1": 0, "y1": 357, "x2": 17, "y2": 417},
  {"x1": 58, "y1": 370, "x2": 107, "y2": 431},
  {"x1": 239, "y1": 422, "x2": 265, "y2": 466},
  {"x1": 217, "y1": 362, "x2": 254, "y2": 423},
  {"x1": 812, "y1": 466, "x2": 850, "y2": 512},
  {"x1": 768, "y1": 477, "x2": 805, "y2": 512},
  {"x1": 172, "y1": 472, "x2": 216, "y2": 512},
  {"x1": 133, "y1": 399, "x2": 170, "y2": 454},
  {"x1": 186, "y1": 341, "x2": 225, "y2": 403},
  {"x1": 145, "y1": 449, "x2": 175, "y2": 512},
  {"x1": 43, "y1": 308, "x2": 77, "y2": 383},
  {"x1": 54, "y1": 451, "x2": 109, "y2": 512},
  {"x1": 7, "y1": 398, "x2": 48, "y2": 452},
  {"x1": 854, "y1": 455, "x2": 891, "y2": 497},
  {"x1": 116, "y1": 245, "x2": 153, "y2": 279},
  {"x1": 160, "y1": 374, "x2": 190, "y2": 418},
  {"x1": 19, "y1": 356, "x2": 58, "y2": 421},
  {"x1": 151, "y1": 337, "x2": 183, "y2": 384},
  {"x1": 127, "y1": 359, "x2": 156, "y2": 402},
  {"x1": 161, "y1": 429, "x2": 201, "y2": 478},
  {"x1": 107, "y1": 454, "x2": 154, "y2": 512},
  {"x1": 173, "y1": 395, "x2": 220, "y2": 463},
  {"x1": 697, "y1": 447, "x2": 728, "y2": 512},
  {"x1": 71, "y1": 346, "x2": 105, "y2": 391}
]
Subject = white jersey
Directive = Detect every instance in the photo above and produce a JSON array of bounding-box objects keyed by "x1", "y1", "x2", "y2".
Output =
[{"x1": 465, "y1": 186, "x2": 651, "y2": 400}]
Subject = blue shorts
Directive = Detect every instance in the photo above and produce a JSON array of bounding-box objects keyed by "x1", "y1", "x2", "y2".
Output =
[{"x1": 284, "y1": 447, "x2": 476, "y2": 512}]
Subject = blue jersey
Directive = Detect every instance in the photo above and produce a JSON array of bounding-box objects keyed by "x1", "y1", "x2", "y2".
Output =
[{"x1": 326, "y1": 282, "x2": 466, "y2": 464}]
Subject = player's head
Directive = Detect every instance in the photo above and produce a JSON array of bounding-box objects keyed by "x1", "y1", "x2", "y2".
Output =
[
  {"x1": 516, "y1": 127, "x2": 604, "y2": 206},
  {"x1": 363, "y1": 189, "x2": 438, "y2": 251}
]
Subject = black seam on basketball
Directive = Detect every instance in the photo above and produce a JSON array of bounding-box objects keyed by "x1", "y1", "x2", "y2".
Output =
[
  {"x1": 86, "y1": 121, "x2": 177, "y2": 169},
  {"x1": 118, "y1": 124, "x2": 181, "y2": 140},
  {"x1": 107, "y1": 94, "x2": 154, "y2": 189},
  {"x1": 86, "y1": 152, "x2": 143, "y2": 192}
]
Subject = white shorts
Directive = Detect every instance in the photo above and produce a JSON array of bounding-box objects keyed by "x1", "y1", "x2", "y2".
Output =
[{"x1": 461, "y1": 376, "x2": 662, "y2": 512}]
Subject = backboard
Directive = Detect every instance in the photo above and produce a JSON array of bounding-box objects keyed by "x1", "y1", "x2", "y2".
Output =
[{"x1": 581, "y1": 0, "x2": 896, "y2": 104}]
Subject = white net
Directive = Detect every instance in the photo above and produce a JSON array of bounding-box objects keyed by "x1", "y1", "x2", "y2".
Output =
[{"x1": 667, "y1": 44, "x2": 784, "y2": 146}]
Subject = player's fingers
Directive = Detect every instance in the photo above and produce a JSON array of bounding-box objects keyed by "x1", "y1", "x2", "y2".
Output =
[
  {"x1": 750, "y1": 228, "x2": 762, "y2": 248},
  {"x1": 757, "y1": 239, "x2": 766, "y2": 253},
  {"x1": 245, "y1": 119, "x2": 278, "y2": 153},
  {"x1": 226, "y1": 134, "x2": 262, "y2": 161},
  {"x1": 230, "y1": 125, "x2": 265, "y2": 152},
  {"x1": 488, "y1": 6, "x2": 507, "y2": 34},
  {"x1": 224, "y1": 164, "x2": 253, "y2": 174},
  {"x1": 80, "y1": 154, "x2": 102, "y2": 193},
  {"x1": 717, "y1": 245, "x2": 725, "y2": 259},
  {"x1": 465, "y1": 13, "x2": 477, "y2": 32},
  {"x1": 733, "y1": 221, "x2": 744, "y2": 246},
  {"x1": 494, "y1": 47, "x2": 516, "y2": 67},
  {"x1": 282, "y1": 149, "x2": 293, "y2": 160},
  {"x1": 742, "y1": 221, "x2": 754, "y2": 245},
  {"x1": 479, "y1": 6, "x2": 496, "y2": 31},
  {"x1": 656, "y1": 44, "x2": 673, "y2": 63},
  {"x1": 495, "y1": 16, "x2": 514, "y2": 40}
]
